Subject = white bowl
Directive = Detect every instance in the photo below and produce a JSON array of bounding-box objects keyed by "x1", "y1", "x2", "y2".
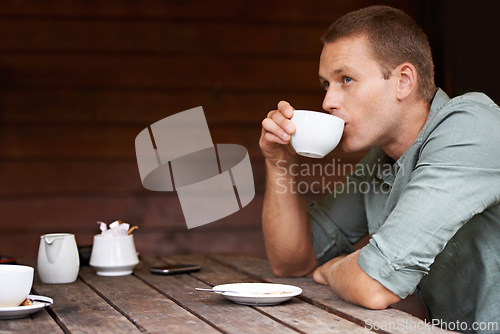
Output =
[
  {"x1": 291, "y1": 110, "x2": 344, "y2": 158},
  {"x1": 0, "y1": 265, "x2": 34, "y2": 307},
  {"x1": 89, "y1": 235, "x2": 139, "y2": 276}
]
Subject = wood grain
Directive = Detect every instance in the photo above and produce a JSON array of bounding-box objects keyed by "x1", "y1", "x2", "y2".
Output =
[
  {"x1": 5, "y1": 253, "x2": 455, "y2": 333},
  {"x1": 210, "y1": 253, "x2": 455, "y2": 334},
  {"x1": 164, "y1": 254, "x2": 372, "y2": 333},
  {"x1": 78, "y1": 266, "x2": 220, "y2": 333},
  {"x1": 134, "y1": 257, "x2": 297, "y2": 334},
  {"x1": 0, "y1": 90, "x2": 326, "y2": 125},
  {"x1": 0, "y1": 0, "x2": 400, "y2": 22},
  {"x1": 33, "y1": 278, "x2": 141, "y2": 333},
  {"x1": 0, "y1": 0, "x2": 401, "y2": 260}
]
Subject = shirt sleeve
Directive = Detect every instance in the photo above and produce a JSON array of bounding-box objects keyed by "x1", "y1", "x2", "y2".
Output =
[
  {"x1": 358, "y1": 95, "x2": 500, "y2": 299},
  {"x1": 308, "y1": 151, "x2": 385, "y2": 265}
]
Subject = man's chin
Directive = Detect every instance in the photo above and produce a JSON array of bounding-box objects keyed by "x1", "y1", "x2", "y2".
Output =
[
  {"x1": 340, "y1": 141, "x2": 356, "y2": 153},
  {"x1": 340, "y1": 141, "x2": 368, "y2": 154}
]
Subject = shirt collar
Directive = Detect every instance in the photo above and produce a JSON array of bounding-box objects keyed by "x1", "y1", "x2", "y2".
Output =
[
  {"x1": 421, "y1": 88, "x2": 451, "y2": 135},
  {"x1": 378, "y1": 88, "x2": 451, "y2": 186}
]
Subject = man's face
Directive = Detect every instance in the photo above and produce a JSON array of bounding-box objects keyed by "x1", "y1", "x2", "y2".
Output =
[{"x1": 319, "y1": 36, "x2": 399, "y2": 153}]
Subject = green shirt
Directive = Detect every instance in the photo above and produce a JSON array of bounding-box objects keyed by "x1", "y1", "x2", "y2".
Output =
[{"x1": 309, "y1": 88, "x2": 500, "y2": 332}]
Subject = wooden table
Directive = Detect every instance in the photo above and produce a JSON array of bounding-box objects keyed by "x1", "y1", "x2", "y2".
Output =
[{"x1": 0, "y1": 254, "x2": 454, "y2": 334}]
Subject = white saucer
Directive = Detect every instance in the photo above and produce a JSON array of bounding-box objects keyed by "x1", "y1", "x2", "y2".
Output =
[
  {"x1": 212, "y1": 283, "x2": 302, "y2": 306},
  {"x1": 0, "y1": 295, "x2": 53, "y2": 319},
  {"x1": 91, "y1": 264, "x2": 137, "y2": 276}
]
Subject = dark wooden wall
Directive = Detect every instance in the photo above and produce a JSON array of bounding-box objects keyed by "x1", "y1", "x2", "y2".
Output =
[{"x1": 1, "y1": 0, "x2": 494, "y2": 261}]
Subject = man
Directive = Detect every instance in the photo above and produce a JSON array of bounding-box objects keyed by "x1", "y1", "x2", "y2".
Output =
[{"x1": 259, "y1": 5, "x2": 500, "y2": 332}]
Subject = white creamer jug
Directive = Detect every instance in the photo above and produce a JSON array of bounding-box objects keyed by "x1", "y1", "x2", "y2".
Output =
[{"x1": 37, "y1": 233, "x2": 79, "y2": 284}]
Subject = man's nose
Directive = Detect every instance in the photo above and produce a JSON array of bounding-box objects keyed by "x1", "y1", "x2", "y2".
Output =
[{"x1": 322, "y1": 87, "x2": 340, "y2": 114}]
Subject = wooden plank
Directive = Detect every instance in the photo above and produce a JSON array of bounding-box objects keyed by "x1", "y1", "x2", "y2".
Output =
[
  {"x1": 0, "y1": 152, "x2": 368, "y2": 260},
  {"x1": 0, "y1": 235, "x2": 43, "y2": 262},
  {"x1": 0, "y1": 159, "x2": 262, "y2": 195},
  {"x1": 0, "y1": 150, "x2": 363, "y2": 205},
  {"x1": 210, "y1": 254, "x2": 456, "y2": 334},
  {"x1": 0, "y1": 231, "x2": 268, "y2": 267},
  {"x1": 135, "y1": 229, "x2": 267, "y2": 260},
  {"x1": 0, "y1": 124, "x2": 262, "y2": 158},
  {"x1": 0, "y1": 150, "x2": 363, "y2": 196},
  {"x1": 0, "y1": 193, "x2": 266, "y2": 230},
  {"x1": 0, "y1": 125, "x2": 142, "y2": 158},
  {"x1": 0, "y1": 123, "x2": 361, "y2": 165},
  {"x1": 0, "y1": 193, "x2": 268, "y2": 260},
  {"x1": 0, "y1": 0, "x2": 389, "y2": 23},
  {"x1": 0, "y1": 90, "x2": 326, "y2": 125},
  {"x1": 78, "y1": 266, "x2": 220, "y2": 334},
  {"x1": 0, "y1": 229, "x2": 268, "y2": 265},
  {"x1": 0, "y1": 19, "x2": 325, "y2": 57},
  {"x1": 0, "y1": 195, "x2": 162, "y2": 230},
  {"x1": 133, "y1": 256, "x2": 297, "y2": 334},
  {"x1": 33, "y1": 278, "x2": 141, "y2": 333},
  {"x1": 0, "y1": 192, "x2": 265, "y2": 230},
  {"x1": 137, "y1": 193, "x2": 264, "y2": 230},
  {"x1": 0, "y1": 303, "x2": 63, "y2": 333},
  {"x1": 0, "y1": 157, "x2": 356, "y2": 197},
  {"x1": 0, "y1": 55, "x2": 320, "y2": 92},
  {"x1": 163, "y1": 254, "x2": 372, "y2": 333},
  {"x1": 252, "y1": 301, "x2": 372, "y2": 334},
  {"x1": 0, "y1": 161, "x2": 143, "y2": 195},
  {"x1": 162, "y1": 254, "x2": 261, "y2": 285},
  {"x1": 0, "y1": 159, "x2": 254, "y2": 195},
  {"x1": 0, "y1": 158, "x2": 270, "y2": 195}
]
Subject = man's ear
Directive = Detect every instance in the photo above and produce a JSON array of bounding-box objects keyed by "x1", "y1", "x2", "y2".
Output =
[{"x1": 395, "y1": 62, "x2": 417, "y2": 101}]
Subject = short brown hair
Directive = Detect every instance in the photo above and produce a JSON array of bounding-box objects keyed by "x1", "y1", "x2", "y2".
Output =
[{"x1": 322, "y1": 6, "x2": 436, "y2": 103}]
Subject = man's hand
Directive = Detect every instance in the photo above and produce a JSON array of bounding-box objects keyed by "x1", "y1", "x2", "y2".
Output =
[
  {"x1": 312, "y1": 254, "x2": 347, "y2": 285},
  {"x1": 312, "y1": 250, "x2": 401, "y2": 310},
  {"x1": 259, "y1": 101, "x2": 297, "y2": 167}
]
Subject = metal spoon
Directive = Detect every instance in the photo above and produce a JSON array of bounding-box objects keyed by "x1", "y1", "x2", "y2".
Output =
[{"x1": 194, "y1": 288, "x2": 239, "y2": 294}]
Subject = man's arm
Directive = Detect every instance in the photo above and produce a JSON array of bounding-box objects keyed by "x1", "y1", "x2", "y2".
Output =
[
  {"x1": 262, "y1": 159, "x2": 317, "y2": 277},
  {"x1": 260, "y1": 101, "x2": 317, "y2": 277},
  {"x1": 313, "y1": 250, "x2": 401, "y2": 309}
]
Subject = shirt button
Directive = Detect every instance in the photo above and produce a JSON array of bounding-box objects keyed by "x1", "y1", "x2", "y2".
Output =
[{"x1": 381, "y1": 264, "x2": 395, "y2": 278}]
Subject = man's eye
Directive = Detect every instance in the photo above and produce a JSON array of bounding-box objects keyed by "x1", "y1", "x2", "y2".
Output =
[
  {"x1": 342, "y1": 76, "x2": 353, "y2": 84},
  {"x1": 322, "y1": 81, "x2": 330, "y2": 90}
]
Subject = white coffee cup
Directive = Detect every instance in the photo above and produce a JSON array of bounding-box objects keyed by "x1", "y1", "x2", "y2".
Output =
[
  {"x1": 37, "y1": 233, "x2": 80, "y2": 284},
  {"x1": 290, "y1": 110, "x2": 344, "y2": 158},
  {"x1": 89, "y1": 234, "x2": 139, "y2": 276},
  {"x1": 0, "y1": 265, "x2": 34, "y2": 307}
]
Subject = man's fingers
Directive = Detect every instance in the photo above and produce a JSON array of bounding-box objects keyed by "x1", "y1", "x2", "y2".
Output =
[
  {"x1": 277, "y1": 100, "x2": 294, "y2": 118},
  {"x1": 264, "y1": 131, "x2": 290, "y2": 145},
  {"x1": 259, "y1": 101, "x2": 297, "y2": 163},
  {"x1": 262, "y1": 116, "x2": 292, "y2": 141},
  {"x1": 266, "y1": 109, "x2": 295, "y2": 135},
  {"x1": 312, "y1": 267, "x2": 329, "y2": 285}
]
